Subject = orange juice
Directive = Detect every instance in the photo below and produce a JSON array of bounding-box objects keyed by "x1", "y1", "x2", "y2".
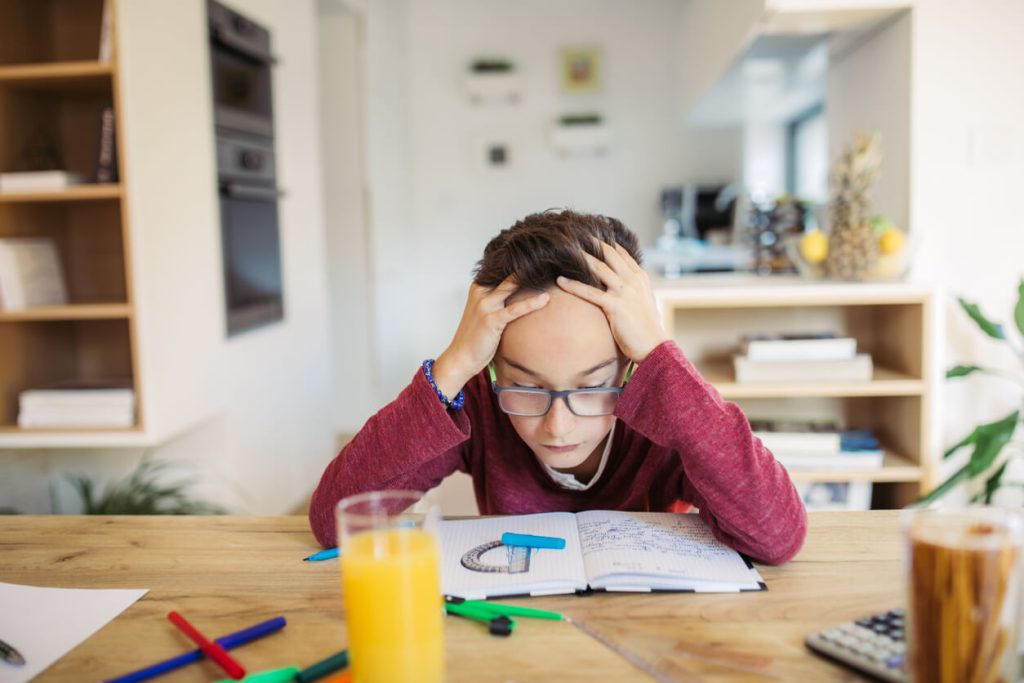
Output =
[{"x1": 341, "y1": 528, "x2": 444, "y2": 683}]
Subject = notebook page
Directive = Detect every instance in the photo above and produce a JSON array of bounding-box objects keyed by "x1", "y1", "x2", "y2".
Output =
[
  {"x1": 438, "y1": 513, "x2": 586, "y2": 599},
  {"x1": 575, "y1": 511, "x2": 761, "y2": 590}
]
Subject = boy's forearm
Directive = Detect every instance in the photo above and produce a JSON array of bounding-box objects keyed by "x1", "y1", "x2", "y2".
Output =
[
  {"x1": 308, "y1": 369, "x2": 471, "y2": 547},
  {"x1": 615, "y1": 340, "x2": 807, "y2": 563}
]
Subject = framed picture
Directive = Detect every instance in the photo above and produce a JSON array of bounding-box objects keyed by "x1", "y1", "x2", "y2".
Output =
[{"x1": 560, "y1": 47, "x2": 602, "y2": 94}]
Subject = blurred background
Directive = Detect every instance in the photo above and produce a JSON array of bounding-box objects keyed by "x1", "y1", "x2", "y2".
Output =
[{"x1": 0, "y1": 0, "x2": 1021, "y2": 516}]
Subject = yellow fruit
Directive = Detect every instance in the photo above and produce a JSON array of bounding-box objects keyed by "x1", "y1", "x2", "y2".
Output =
[
  {"x1": 879, "y1": 228, "x2": 905, "y2": 255},
  {"x1": 800, "y1": 231, "x2": 828, "y2": 264}
]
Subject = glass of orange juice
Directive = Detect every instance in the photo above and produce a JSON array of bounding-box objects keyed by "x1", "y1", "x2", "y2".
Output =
[{"x1": 336, "y1": 490, "x2": 443, "y2": 683}]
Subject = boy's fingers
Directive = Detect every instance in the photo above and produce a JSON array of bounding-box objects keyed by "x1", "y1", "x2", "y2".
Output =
[
  {"x1": 557, "y1": 276, "x2": 610, "y2": 308},
  {"x1": 582, "y1": 252, "x2": 623, "y2": 290},
  {"x1": 492, "y1": 275, "x2": 519, "y2": 294},
  {"x1": 599, "y1": 240, "x2": 631, "y2": 275},
  {"x1": 496, "y1": 291, "x2": 549, "y2": 325},
  {"x1": 613, "y1": 242, "x2": 644, "y2": 274}
]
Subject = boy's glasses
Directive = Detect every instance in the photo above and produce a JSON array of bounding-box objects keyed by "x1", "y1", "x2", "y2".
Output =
[{"x1": 487, "y1": 362, "x2": 633, "y2": 417}]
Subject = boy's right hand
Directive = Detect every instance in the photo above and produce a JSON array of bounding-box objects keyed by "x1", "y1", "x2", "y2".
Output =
[{"x1": 432, "y1": 277, "x2": 549, "y2": 399}]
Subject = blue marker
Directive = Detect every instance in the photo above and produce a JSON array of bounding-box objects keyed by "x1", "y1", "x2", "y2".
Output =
[
  {"x1": 501, "y1": 532, "x2": 566, "y2": 550},
  {"x1": 304, "y1": 547, "x2": 340, "y2": 561},
  {"x1": 105, "y1": 617, "x2": 287, "y2": 683}
]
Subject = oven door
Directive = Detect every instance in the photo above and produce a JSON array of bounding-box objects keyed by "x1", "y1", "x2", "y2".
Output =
[{"x1": 219, "y1": 182, "x2": 284, "y2": 335}]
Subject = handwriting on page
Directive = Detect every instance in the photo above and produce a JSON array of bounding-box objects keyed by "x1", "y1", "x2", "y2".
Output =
[{"x1": 578, "y1": 514, "x2": 741, "y2": 576}]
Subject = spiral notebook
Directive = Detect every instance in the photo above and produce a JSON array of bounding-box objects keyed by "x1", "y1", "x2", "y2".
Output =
[{"x1": 438, "y1": 510, "x2": 766, "y2": 600}]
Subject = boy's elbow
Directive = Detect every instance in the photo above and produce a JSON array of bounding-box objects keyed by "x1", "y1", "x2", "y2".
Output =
[
  {"x1": 757, "y1": 506, "x2": 808, "y2": 565},
  {"x1": 308, "y1": 490, "x2": 338, "y2": 549}
]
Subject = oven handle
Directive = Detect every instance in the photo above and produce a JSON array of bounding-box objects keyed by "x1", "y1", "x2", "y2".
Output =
[
  {"x1": 221, "y1": 182, "x2": 284, "y2": 202},
  {"x1": 212, "y1": 27, "x2": 277, "y2": 65}
]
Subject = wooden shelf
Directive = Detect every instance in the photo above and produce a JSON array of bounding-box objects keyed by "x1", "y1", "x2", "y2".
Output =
[
  {"x1": 698, "y1": 361, "x2": 926, "y2": 398},
  {"x1": 0, "y1": 303, "x2": 131, "y2": 322},
  {"x1": 785, "y1": 450, "x2": 923, "y2": 484},
  {"x1": 0, "y1": 61, "x2": 113, "y2": 92},
  {"x1": 654, "y1": 277, "x2": 938, "y2": 509},
  {"x1": 0, "y1": 184, "x2": 122, "y2": 203},
  {"x1": 0, "y1": 426, "x2": 150, "y2": 449}
]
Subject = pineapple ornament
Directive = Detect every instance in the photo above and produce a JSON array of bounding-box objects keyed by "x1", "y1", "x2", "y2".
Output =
[{"x1": 826, "y1": 131, "x2": 882, "y2": 280}]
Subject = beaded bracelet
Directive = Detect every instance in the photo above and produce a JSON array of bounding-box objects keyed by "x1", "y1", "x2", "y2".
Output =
[{"x1": 422, "y1": 359, "x2": 465, "y2": 410}]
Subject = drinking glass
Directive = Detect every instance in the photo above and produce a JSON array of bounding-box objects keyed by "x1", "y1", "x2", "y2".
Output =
[
  {"x1": 903, "y1": 507, "x2": 1024, "y2": 683},
  {"x1": 336, "y1": 490, "x2": 443, "y2": 683}
]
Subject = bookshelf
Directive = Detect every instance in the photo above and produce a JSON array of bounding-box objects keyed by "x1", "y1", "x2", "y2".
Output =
[
  {"x1": 0, "y1": 0, "x2": 142, "y2": 441},
  {"x1": 653, "y1": 275, "x2": 938, "y2": 509}
]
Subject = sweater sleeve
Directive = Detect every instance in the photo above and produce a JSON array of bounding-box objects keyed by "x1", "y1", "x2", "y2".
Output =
[
  {"x1": 614, "y1": 340, "x2": 807, "y2": 564},
  {"x1": 308, "y1": 368, "x2": 472, "y2": 547}
]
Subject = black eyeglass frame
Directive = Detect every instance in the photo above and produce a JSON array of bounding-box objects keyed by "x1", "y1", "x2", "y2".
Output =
[{"x1": 486, "y1": 361, "x2": 634, "y2": 417}]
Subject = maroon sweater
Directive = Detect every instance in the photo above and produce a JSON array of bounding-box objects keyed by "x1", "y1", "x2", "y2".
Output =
[{"x1": 309, "y1": 341, "x2": 807, "y2": 564}]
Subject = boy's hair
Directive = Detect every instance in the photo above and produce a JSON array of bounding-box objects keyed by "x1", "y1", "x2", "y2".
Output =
[{"x1": 473, "y1": 209, "x2": 642, "y2": 291}]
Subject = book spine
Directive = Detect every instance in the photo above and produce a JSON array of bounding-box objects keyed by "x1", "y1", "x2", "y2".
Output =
[
  {"x1": 95, "y1": 104, "x2": 119, "y2": 183},
  {"x1": 0, "y1": 243, "x2": 25, "y2": 310},
  {"x1": 98, "y1": 0, "x2": 114, "y2": 62}
]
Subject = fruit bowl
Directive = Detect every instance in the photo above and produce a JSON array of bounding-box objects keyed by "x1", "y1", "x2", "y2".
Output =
[{"x1": 785, "y1": 227, "x2": 913, "y2": 282}]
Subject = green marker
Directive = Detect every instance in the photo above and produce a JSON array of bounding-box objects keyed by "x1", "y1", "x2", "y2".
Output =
[
  {"x1": 295, "y1": 649, "x2": 349, "y2": 682},
  {"x1": 459, "y1": 600, "x2": 564, "y2": 621},
  {"x1": 214, "y1": 665, "x2": 300, "y2": 683},
  {"x1": 444, "y1": 601, "x2": 516, "y2": 635}
]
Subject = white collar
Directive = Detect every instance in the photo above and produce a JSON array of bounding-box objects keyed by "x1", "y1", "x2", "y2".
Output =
[{"x1": 541, "y1": 421, "x2": 616, "y2": 491}]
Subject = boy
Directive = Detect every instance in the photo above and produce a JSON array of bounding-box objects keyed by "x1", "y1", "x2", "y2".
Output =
[{"x1": 310, "y1": 210, "x2": 806, "y2": 564}]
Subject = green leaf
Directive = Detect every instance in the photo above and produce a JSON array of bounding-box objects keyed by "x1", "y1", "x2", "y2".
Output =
[
  {"x1": 983, "y1": 461, "x2": 1010, "y2": 504},
  {"x1": 959, "y1": 298, "x2": 1006, "y2": 340},
  {"x1": 947, "y1": 364, "x2": 986, "y2": 379},
  {"x1": 964, "y1": 410, "x2": 1020, "y2": 477},
  {"x1": 943, "y1": 425, "x2": 980, "y2": 459},
  {"x1": 917, "y1": 463, "x2": 970, "y2": 505},
  {"x1": 1015, "y1": 278, "x2": 1024, "y2": 338}
]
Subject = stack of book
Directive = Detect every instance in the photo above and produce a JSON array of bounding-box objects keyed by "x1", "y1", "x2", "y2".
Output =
[
  {"x1": 0, "y1": 171, "x2": 85, "y2": 193},
  {"x1": 733, "y1": 332, "x2": 872, "y2": 384},
  {"x1": 750, "y1": 419, "x2": 884, "y2": 471},
  {"x1": 794, "y1": 481, "x2": 873, "y2": 511},
  {"x1": 0, "y1": 237, "x2": 67, "y2": 311},
  {"x1": 18, "y1": 382, "x2": 135, "y2": 428}
]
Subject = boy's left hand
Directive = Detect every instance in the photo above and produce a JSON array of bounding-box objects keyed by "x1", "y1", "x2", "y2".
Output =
[{"x1": 556, "y1": 241, "x2": 669, "y2": 364}]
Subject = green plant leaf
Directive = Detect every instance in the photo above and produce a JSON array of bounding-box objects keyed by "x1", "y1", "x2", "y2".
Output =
[
  {"x1": 947, "y1": 364, "x2": 986, "y2": 379},
  {"x1": 983, "y1": 461, "x2": 1010, "y2": 504},
  {"x1": 959, "y1": 298, "x2": 1006, "y2": 340},
  {"x1": 1015, "y1": 278, "x2": 1024, "y2": 338},
  {"x1": 63, "y1": 457, "x2": 227, "y2": 515},
  {"x1": 917, "y1": 463, "x2": 970, "y2": 505},
  {"x1": 943, "y1": 425, "x2": 980, "y2": 459},
  {"x1": 965, "y1": 410, "x2": 1020, "y2": 477}
]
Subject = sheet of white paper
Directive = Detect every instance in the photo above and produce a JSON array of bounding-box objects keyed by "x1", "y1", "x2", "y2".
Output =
[
  {"x1": 438, "y1": 512, "x2": 587, "y2": 599},
  {"x1": 0, "y1": 581, "x2": 147, "y2": 683}
]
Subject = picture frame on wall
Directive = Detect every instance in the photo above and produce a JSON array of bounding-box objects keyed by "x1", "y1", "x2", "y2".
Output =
[{"x1": 560, "y1": 46, "x2": 602, "y2": 94}]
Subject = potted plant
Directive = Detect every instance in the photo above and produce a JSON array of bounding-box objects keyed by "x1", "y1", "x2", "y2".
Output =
[
  {"x1": 52, "y1": 456, "x2": 226, "y2": 514},
  {"x1": 919, "y1": 281, "x2": 1024, "y2": 505}
]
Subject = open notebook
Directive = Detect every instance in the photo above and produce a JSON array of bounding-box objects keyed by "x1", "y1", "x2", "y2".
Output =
[{"x1": 438, "y1": 510, "x2": 766, "y2": 600}]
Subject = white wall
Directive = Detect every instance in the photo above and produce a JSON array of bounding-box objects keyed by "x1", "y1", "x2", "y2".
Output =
[
  {"x1": 907, "y1": 0, "x2": 1024, "y2": 502},
  {"x1": 0, "y1": 0, "x2": 335, "y2": 514},
  {"x1": 826, "y1": 11, "x2": 911, "y2": 232},
  {"x1": 361, "y1": 0, "x2": 745, "y2": 397},
  {"x1": 318, "y1": 1, "x2": 379, "y2": 432}
]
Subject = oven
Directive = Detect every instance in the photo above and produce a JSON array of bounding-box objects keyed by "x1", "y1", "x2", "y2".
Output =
[
  {"x1": 217, "y1": 134, "x2": 283, "y2": 335},
  {"x1": 208, "y1": 0, "x2": 284, "y2": 336},
  {"x1": 208, "y1": 0, "x2": 275, "y2": 137}
]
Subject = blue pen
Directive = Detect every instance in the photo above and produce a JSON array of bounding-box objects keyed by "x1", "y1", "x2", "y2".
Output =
[
  {"x1": 104, "y1": 616, "x2": 287, "y2": 683},
  {"x1": 501, "y1": 532, "x2": 566, "y2": 550},
  {"x1": 304, "y1": 547, "x2": 340, "y2": 561}
]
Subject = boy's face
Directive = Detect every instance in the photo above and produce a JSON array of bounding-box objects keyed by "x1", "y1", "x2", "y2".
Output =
[{"x1": 494, "y1": 287, "x2": 627, "y2": 476}]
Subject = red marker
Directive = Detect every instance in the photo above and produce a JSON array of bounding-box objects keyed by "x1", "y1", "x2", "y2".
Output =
[{"x1": 167, "y1": 611, "x2": 246, "y2": 680}]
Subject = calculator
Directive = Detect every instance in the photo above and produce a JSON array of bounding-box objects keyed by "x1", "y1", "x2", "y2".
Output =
[{"x1": 805, "y1": 608, "x2": 907, "y2": 682}]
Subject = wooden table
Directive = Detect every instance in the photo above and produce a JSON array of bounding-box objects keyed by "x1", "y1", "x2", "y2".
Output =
[{"x1": 0, "y1": 511, "x2": 903, "y2": 682}]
